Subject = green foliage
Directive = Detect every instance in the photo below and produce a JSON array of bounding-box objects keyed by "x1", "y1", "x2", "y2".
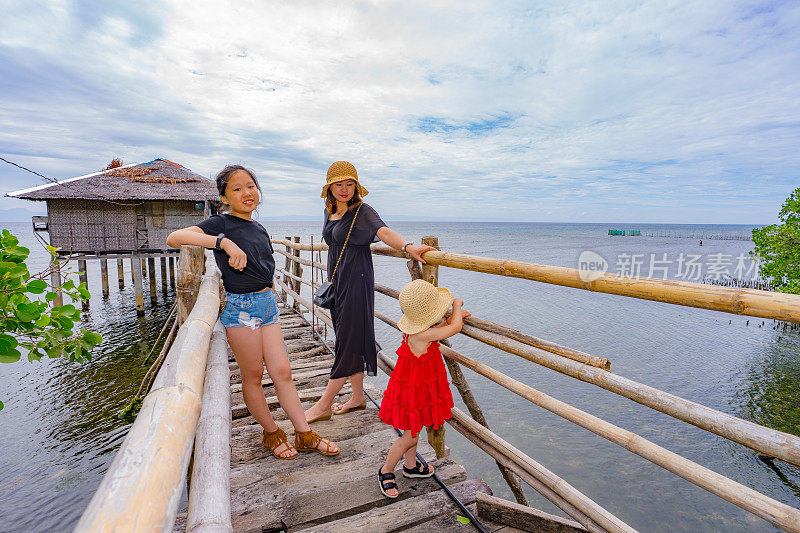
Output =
[
  {"x1": 752, "y1": 188, "x2": 800, "y2": 294},
  {"x1": 0, "y1": 229, "x2": 103, "y2": 410}
]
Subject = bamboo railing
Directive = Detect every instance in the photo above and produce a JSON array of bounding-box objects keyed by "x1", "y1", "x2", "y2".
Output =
[
  {"x1": 76, "y1": 247, "x2": 231, "y2": 532},
  {"x1": 273, "y1": 235, "x2": 800, "y2": 533}
]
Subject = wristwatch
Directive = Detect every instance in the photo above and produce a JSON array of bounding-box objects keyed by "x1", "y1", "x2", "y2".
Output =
[
  {"x1": 402, "y1": 242, "x2": 412, "y2": 255},
  {"x1": 215, "y1": 233, "x2": 226, "y2": 251}
]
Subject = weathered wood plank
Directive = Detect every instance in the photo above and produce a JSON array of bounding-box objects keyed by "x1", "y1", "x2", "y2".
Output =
[
  {"x1": 231, "y1": 407, "x2": 389, "y2": 463},
  {"x1": 292, "y1": 478, "x2": 492, "y2": 533},
  {"x1": 476, "y1": 493, "x2": 588, "y2": 533},
  {"x1": 401, "y1": 503, "x2": 507, "y2": 533},
  {"x1": 231, "y1": 384, "x2": 352, "y2": 419},
  {"x1": 231, "y1": 457, "x2": 467, "y2": 532}
]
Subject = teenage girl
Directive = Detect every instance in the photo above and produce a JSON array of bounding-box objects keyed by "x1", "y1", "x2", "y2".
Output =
[
  {"x1": 167, "y1": 165, "x2": 339, "y2": 459},
  {"x1": 377, "y1": 279, "x2": 469, "y2": 498}
]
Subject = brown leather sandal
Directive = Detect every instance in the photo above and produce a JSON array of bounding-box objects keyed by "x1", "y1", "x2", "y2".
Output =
[
  {"x1": 295, "y1": 430, "x2": 340, "y2": 456},
  {"x1": 262, "y1": 427, "x2": 297, "y2": 459}
]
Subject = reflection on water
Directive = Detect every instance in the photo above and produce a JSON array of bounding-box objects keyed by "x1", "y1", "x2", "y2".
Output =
[
  {"x1": 0, "y1": 221, "x2": 798, "y2": 532},
  {"x1": 738, "y1": 335, "x2": 800, "y2": 498},
  {"x1": 0, "y1": 222, "x2": 174, "y2": 531}
]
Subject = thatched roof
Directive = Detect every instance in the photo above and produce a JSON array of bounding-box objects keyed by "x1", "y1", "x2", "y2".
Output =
[{"x1": 7, "y1": 159, "x2": 218, "y2": 201}]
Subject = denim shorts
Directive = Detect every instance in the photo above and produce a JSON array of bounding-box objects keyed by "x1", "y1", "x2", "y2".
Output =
[{"x1": 220, "y1": 290, "x2": 280, "y2": 329}]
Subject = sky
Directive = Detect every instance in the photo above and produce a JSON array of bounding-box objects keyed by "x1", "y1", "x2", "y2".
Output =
[{"x1": 1, "y1": 0, "x2": 798, "y2": 223}]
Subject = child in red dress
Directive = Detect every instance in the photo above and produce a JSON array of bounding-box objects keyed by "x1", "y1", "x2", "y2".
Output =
[{"x1": 378, "y1": 279, "x2": 470, "y2": 498}]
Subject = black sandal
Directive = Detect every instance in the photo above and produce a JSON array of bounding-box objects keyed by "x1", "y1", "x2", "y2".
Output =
[
  {"x1": 378, "y1": 468, "x2": 399, "y2": 499},
  {"x1": 403, "y1": 460, "x2": 435, "y2": 479}
]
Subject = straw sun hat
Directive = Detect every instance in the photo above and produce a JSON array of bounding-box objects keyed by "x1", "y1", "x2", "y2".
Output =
[
  {"x1": 397, "y1": 279, "x2": 454, "y2": 335},
  {"x1": 320, "y1": 160, "x2": 369, "y2": 198}
]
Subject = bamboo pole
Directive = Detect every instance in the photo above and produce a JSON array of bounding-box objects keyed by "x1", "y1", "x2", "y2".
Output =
[
  {"x1": 50, "y1": 257, "x2": 63, "y2": 307},
  {"x1": 273, "y1": 277, "x2": 333, "y2": 328},
  {"x1": 369, "y1": 244, "x2": 800, "y2": 324},
  {"x1": 161, "y1": 257, "x2": 168, "y2": 294},
  {"x1": 78, "y1": 259, "x2": 89, "y2": 310},
  {"x1": 447, "y1": 408, "x2": 624, "y2": 533},
  {"x1": 117, "y1": 257, "x2": 124, "y2": 290},
  {"x1": 75, "y1": 252, "x2": 221, "y2": 532},
  {"x1": 377, "y1": 279, "x2": 800, "y2": 467},
  {"x1": 292, "y1": 236, "x2": 302, "y2": 312},
  {"x1": 375, "y1": 349, "x2": 617, "y2": 532},
  {"x1": 276, "y1": 267, "x2": 313, "y2": 288},
  {"x1": 273, "y1": 248, "x2": 326, "y2": 270},
  {"x1": 459, "y1": 324, "x2": 800, "y2": 468},
  {"x1": 271, "y1": 238, "x2": 328, "y2": 252},
  {"x1": 148, "y1": 257, "x2": 157, "y2": 303},
  {"x1": 168, "y1": 256, "x2": 176, "y2": 289},
  {"x1": 100, "y1": 258, "x2": 109, "y2": 298},
  {"x1": 186, "y1": 321, "x2": 232, "y2": 533},
  {"x1": 282, "y1": 236, "x2": 291, "y2": 302},
  {"x1": 132, "y1": 256, "x2": 144, "y2": 316},
  {"x1": 414, "y1": 236, "x2": 447, "y2": 459},
  {"x1": 177, "y1": 246, "x2": 205, "y2": 325},
  {"x1": 433, "y1": 342, "x2": 800, "y2": 532},
  {"x1": 374, "y1": 283, "x2": 609, "y2": 369}
]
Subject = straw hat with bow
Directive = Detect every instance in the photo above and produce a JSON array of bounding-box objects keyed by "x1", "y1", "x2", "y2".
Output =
[
  {"x1": 397, "y1": 279, "x2": 454, "y2": 335},
  {"x1": 320, "y1": 161, "x2": 369, "y2": 198}
]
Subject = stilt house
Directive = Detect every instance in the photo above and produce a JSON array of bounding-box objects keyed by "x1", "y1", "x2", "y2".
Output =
[{"x1": 7, "y1": 159, "x2": 219, "y2": 253}]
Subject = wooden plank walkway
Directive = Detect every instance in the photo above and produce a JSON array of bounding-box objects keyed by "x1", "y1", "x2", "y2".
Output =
[{"x1": 177, "y1": 301, "x2": 530, "y2": 532}]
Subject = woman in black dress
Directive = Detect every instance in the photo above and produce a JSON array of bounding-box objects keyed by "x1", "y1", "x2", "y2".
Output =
[{"x1": 304, "y1": 161, "x2": 436, "y2": 422}]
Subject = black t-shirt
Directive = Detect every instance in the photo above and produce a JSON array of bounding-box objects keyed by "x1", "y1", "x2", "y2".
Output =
[{"x1": 197, "y1": 214, "x2": 275, "y2": 294}]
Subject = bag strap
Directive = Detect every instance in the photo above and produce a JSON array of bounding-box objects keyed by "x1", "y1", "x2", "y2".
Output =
[{"x1": 329, "y1": 203, "x2": 362, "y2": 283}]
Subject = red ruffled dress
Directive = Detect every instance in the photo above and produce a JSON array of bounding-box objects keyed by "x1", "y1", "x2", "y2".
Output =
[{"x1": 379, "y1": 335, "x2": 454, "y2": 436}]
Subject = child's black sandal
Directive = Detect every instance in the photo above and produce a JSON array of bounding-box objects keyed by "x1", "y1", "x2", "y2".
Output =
[
  {"x1": 403, "y1": 460, "x2": 435, "y2": 479},
  {"x1": 378, "y1": 468, "x2": 399, "y2": 499}
]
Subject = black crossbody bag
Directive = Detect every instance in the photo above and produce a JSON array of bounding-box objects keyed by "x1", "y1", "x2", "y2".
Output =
[{"x1": 313, "y1": 204, "x2": 361, "y2": 309}]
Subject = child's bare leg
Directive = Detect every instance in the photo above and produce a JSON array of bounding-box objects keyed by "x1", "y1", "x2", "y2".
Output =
[
  {"x1": 402, "y1": 435, "x2": 434, "y2": 474},
  {"x1": 380, "y1": 431, "x2": 418, "y2": 497}
]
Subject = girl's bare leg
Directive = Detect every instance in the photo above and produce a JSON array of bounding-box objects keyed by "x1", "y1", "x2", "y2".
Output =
[
  {"x1": 332, "y1": 371, "x2": 365, "y2": 412},
  {"x1": 380, "y1": 431, "x2": 418, "y2": 497},
  {"x1": 304, "y1": 376, "x2": 347, "y2": 421},
  {"x1": 261, "y1": 323, "x2": 339, "y2": 454},
  {"x1": 227, "y1": 326, "x2": 295, "y2": 458}
]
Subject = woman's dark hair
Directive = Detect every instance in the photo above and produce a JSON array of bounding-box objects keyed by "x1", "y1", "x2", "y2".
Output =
[
  {"x1": 215, "y1": 165, "x2": 261, "y2": 212},
  {"x1": 325, "y1": 185, "x2": 362, "y2": 214}
]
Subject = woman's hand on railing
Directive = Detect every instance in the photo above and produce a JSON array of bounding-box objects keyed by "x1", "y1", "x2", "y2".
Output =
[{"x1": 406, "y1": 243, "x2": 437, "y2": 263}]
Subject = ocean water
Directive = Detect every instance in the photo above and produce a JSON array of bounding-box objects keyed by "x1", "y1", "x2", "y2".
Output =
[{"x1": 0, "y1": 220, "x2": 798, "y2": 532}]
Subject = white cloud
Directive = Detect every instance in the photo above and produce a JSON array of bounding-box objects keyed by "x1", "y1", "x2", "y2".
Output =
[{"x1": 1, "y1": 0, "x2": 798, "y2": 222}]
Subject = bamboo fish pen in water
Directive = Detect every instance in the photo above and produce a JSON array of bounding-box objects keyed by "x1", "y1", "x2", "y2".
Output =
[{"x1": 274, "y1": 235, "x2": 800, "y2": 532}]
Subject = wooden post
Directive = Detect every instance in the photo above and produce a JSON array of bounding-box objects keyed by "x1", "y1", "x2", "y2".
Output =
[
  {"x1": 282, "y1": 236, "x2": 291, "y2": 302},
  {"x1": 142, "y1": 257, "x2": 148, "y2": 277},
  {"x1": 160, "y1": 257, "x2": 168, "y2": 294},
  {"x1": 292, "y1": 236, "x2": 302, "y2": 311},
  {"x1": 78, "y1": 259, "x2": 89, "y2": 310},
  {"x1": 50, "y1": 257, "x2": 63, "y2": 307},
  {"x1": 444, "y1": 351, "x2": 528, "y2": 505},
  {"x1": 132, "y1": 256, "x2": 145, "y2": 316},
  {"x1": 100, "y1": 258, "x2": 109, "y2": 298},
  {"x1": 117, "y1": 257, "x2": 125, "y2": 290},
  {"x1": 148, "y1": 257, "x2": 157, "y2": 303},
  {"x1": 176, "y1": 246, "x2": 205, "y2": 325},
  {"x1": 415, "y1": 236, "x2": 447, "y2": 459},
  {"x1": 168, "y1": 256, "x2": 175, "y2": 289}
]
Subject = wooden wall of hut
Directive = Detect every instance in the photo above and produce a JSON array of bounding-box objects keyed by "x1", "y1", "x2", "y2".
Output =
[{"x1": 46, "y1": 199, "x2": 207, "y2": 253}]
